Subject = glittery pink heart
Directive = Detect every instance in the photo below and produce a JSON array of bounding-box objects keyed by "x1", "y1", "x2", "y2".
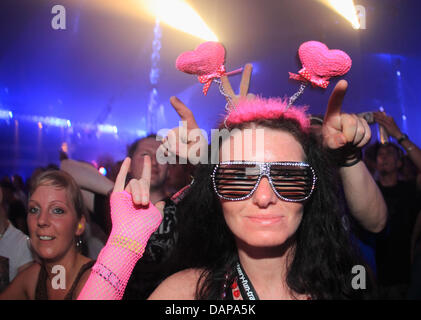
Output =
[
  {"x1": 176, "y1": 41, "x2": 225, "y2": 76},
  {"x1": 298, "y1": 41, "x2": 352, "y2": 80}
]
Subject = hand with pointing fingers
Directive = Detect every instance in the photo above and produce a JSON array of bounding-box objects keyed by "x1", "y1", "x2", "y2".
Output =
[
  {"x1": 110, "y1": 156, "x2": 164, "y2": 251},
  {"x1": 158, "y1": 96, "x2": 207, "y2": 164},
  {"x1": 78, "y1": 156, "x2": 164, "y2": 300},
  {"x1": 322, "y1": 80, "x2": 371, "y2": 159},
  {"x1": 321, "y1": 81, "x2": 387, "y2": 233}
]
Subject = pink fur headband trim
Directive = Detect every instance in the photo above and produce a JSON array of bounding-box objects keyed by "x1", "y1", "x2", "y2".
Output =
[{"x1": 224, "y1": 96, "x2": 310, "y2": 131}]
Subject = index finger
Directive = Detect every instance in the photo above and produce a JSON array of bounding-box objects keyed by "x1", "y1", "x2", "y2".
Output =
[
  {"x1": 141, "y1": 155, "x2": 152, "y2": 185},
  {"x1": 324, "y1": 79, "x2": 348, "y2": 123},
  {"x1": 113, "y1": 157, "x2": 131, "y2": 192},
  {"x1": 170, "y1": 96, "x2": 199, "y2": 130}
]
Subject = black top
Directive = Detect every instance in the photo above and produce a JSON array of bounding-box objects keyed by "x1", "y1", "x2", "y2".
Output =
[
  {"x1": 35, "y1": 260, "x2": 95, "y2": 300},
  {"x1": 376, "y1": 180, "x2": 421, "y2": 287}
]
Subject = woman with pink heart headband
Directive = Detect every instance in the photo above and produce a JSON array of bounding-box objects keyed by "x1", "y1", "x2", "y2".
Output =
[
  {"x1": 146, "y1": 75, "x2": 379, "y2": 300},
  {"x1": 77, "y1": 41, "x2": 384, "y2": 300}
]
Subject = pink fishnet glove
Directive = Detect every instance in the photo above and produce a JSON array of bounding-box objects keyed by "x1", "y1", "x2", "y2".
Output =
[{"x1": 78, "y1": 191, "x2": 163, "y2": 300}]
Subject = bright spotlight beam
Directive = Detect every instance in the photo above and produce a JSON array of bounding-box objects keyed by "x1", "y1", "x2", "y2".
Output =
[
  {"x1": 322, "y1": 0, "x2": 361, "y2": 29},
  {"x1": 141, "y1": 0, "x2": 218, "y2": 41}
]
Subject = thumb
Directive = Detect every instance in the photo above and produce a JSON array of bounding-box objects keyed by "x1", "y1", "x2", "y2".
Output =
[{"x1": 155, "y1": 201, "x2": 166, "y2": 218}]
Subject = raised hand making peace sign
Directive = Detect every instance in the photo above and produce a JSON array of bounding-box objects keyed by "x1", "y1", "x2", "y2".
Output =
[{"x1": 322, "y1": 80, "x2": 371, "y2": 152}]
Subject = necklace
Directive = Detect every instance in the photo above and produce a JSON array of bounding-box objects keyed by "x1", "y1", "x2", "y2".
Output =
[
  {"x1": 222, "y1": 260, "x2": 312, "y2": 300},
  {"x1": 221, "y1": 261, "x2": 259, "y2": 300}
]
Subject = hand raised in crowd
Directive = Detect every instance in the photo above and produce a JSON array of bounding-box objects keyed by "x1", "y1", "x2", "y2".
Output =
[
  {"x1": 372, "y1": 111, "x2": 403, "y2": 139},
  {"x1": 321, "y1": 80, "x2": 387, "y2": 233},
  {"x1": 159, "y1": 63, "x2": 254, "y2": 163},
  {"x1": 373, "y1": 107, "x2": 421, "y2": 177},
  {"x1": 77, "y1": 157, "x2": 164, "y2": 300},
  {"x1": 159, "y1": 95, "x2": 204, "y2": 162},
  {"x1": 113, "y1": 156, "x2": 165, "y2": 209},
  {"x1": 322, "y1": 80, "x2": 371, "y2": 151},
  {"x1": 110, "y1": 156, "x2": 164, "y2": 237}
]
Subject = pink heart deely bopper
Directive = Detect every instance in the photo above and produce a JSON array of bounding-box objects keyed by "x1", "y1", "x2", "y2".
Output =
[
  {"x1": 289, "y1": 41, "x2": 352, "y2": 89},
  {"x1": 176, "y1": 41, "x2": 226, "y2": 95}
]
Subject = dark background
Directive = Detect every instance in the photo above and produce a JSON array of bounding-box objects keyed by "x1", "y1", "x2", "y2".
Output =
[{"x1": 0, "y1": 0, "x2": 420, "y2": 179}]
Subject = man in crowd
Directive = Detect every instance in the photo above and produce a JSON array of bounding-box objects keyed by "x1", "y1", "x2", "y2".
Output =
[{"x1": 372, "y1": 112, "x2": 421, "y2": 297}]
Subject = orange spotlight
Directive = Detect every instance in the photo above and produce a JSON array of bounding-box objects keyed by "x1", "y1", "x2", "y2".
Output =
[
  {"x1": 320, "y1": 0, "x2": 361, "y2": 29},
  {"x1": 141, "y1": 0, "x2": 218, "y2": 41}
]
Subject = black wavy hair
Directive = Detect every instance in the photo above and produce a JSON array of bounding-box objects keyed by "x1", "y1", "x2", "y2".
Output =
[{"x1": 165, "y1": 117, "x2": 375, "y2": 300}]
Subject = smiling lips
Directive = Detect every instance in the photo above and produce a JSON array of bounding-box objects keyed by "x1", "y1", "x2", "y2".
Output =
[
  {"x1": 246, "y1": 215, "x2": 284, "y2": 225},
  {"x1": 38, "y1": 235, "x2": 55, "y2": 241}
]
